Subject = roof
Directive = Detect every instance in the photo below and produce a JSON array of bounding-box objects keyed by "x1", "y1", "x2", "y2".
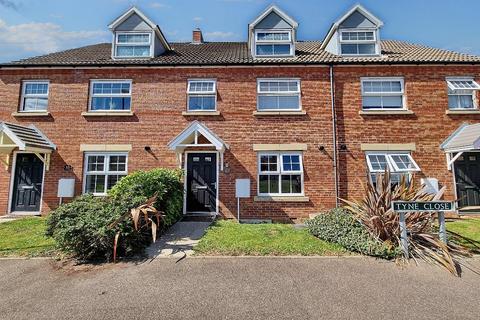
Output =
[
  {"x1": 0, "y1": 122, "x2": 56, "y2": 153},
  {"x1": 2, "y1": 39, "x2": 480, "y2": 67},
  {"x1": 168, "y1": 121, "x2": 229, "y2": 152},
  {"x1": 249, "y1": 4, "x2": 298, "y2": 29},
  {"x1": 441, "y1": 123, "x2": 480, "y2": 152}
]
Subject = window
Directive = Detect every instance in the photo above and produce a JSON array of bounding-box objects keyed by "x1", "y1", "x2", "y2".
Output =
[
  {"x1": 83, "y1": 153, "x2": 128, "y2": 195},
  {"x1": 366, "y1": 152, "x2": 420, "y2": 186},
  {"x1": 89, "y1": 80, "x2": 132, "y2": 111},
  {"x1": 258, "y1": 152, "x2": 303, "y2": 196},
  {"x1": 340, "y1": 30, "x2": 377, "y2": 55},
  {"x1": 255, "y1": 30, "x2": 293, "y2": 57},
  {"x1": 187, "y1": 80, "x2": 217, "y2": 111},
  {"x1": 115, "y1": 33, "x2": 151, "y2": 58},
  {"x1": 446, "y1": 78, "x2": 480, "y2": 110},
  {"x1": 361, "y1": 78, "x2": 405, "y2": 110},
  {"x1": 20, "y1": 81, "x2": 49, "y2": 112},
  {"x1": 257, "y1": 79, "x2": 301, "y2": 111}
]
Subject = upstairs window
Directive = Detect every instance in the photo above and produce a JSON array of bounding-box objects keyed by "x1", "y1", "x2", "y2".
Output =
[
  {"x1": 361, "y1": 78, "x2": 405, "y2": 110},
  {"x1": 115, "y1": 33, "x2": 152, "y2": 58},
  {"x1": 83, "y1": 153, "x2": 128, "y2": 196},
  {"x1": 340, "y1": 30, "x2": 376, "y2": 55},
  {"x1": 89, "y1": 80, "x2": 132, "y2": 111},
  {"x1": 20, "y1": 81, "x2": 49, "y2": 112},
  {"x1": 255, "y1": 30, "x2": 293, "y2": 57},
  {"x1": 258, "y1": 152, "x2": 303, "y2": 196},
  {"x1": 257, "y1": 79, "x2": 301, "y2": 111},
  {"x1": 366, "y1": 152, "x2": 420, "y2": 186},
  {"x1": 187, "y1": 80, "x2": 217, "y2": 111},
  {"x1": 447, "y1": 78, "x2": 480, "y2": 110}
]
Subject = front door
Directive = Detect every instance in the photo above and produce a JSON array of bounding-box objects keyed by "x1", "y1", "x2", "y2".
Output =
[
  {"x1": 11, "y1": 153, "x2": 44, "y2": 212},
  {"x1": 186, "y1": 153, "x2": 217, "y2": 213},
  {"x1": 455, "y1": 152, "x2": 480, "y2": 209}
]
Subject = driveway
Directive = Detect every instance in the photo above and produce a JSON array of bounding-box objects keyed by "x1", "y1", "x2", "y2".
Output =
[{"x1": 0, "y1": 257, "x2": 479, "y2": 320}]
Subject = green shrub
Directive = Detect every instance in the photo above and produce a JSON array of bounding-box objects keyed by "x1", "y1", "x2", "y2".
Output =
[{"x1": 306, "y1": 208, "x2": 398, "y2": 259}]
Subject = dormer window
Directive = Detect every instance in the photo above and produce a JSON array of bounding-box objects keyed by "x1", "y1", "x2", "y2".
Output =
[
  {"x1": 340, "y1": 30, "x2": 376, "y2": 55},
  {"x1": 255, "y1": 30, "x2": 293, "y2": 56},
  {"x1": 115, "y1": 33, "x2": 152, "y2": 58}
]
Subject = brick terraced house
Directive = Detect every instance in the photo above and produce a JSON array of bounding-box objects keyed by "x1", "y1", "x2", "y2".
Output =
[{"x1": 1, "y1": 5, "x2": 479, "y2": 221}]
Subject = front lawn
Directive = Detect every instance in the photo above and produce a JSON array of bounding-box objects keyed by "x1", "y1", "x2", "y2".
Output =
[
  {"x1": 0, "y1": 217, "x2": 56, "y2": 257},
  {"x1": 447, "y1": 219, "x2": 480, "y2": 253},
  {"x1": 195, "y1": 220, "x2": 348, "y2": 256}
]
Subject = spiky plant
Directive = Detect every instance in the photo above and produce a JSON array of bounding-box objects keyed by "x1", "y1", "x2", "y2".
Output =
[{"x1": 342, "y1": 171, "x2": 472, "y2": 276}]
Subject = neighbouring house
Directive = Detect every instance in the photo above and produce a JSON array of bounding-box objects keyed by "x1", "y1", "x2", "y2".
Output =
[{"x1": 0, "y1": 4, "x2": 479, "y2": 222}]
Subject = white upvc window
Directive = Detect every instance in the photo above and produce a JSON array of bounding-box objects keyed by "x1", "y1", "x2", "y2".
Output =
[
  {"x1": 83, "y1": 153, "x2": 128, "y2": 196},
  {"x1": 254, "y1": 30, "x2": 294, "y2": 57},
  {"x1": 115, "y1": 32, "x2": 152, "y2": 58},
  {"x1": 366, "y1": 152, "x2": 420, "y2": 185},
  {"x1": 339, "y1": 29, "x2": 377, "y2": 55},
  {"x1": 258, "y1": 152, "x2": 304, "y2": 196},
  {"x1": 257, "y1": 79, "x2": 301, "y2": 111},
  {"x1": 187, "y1": 79, "x2": 217, "y2": 111},
  {"x1": 446, "y1": 77, "x2": 480, "y2": 110},
  {"x1": 89, "y1": 80, "x2": 132, "y2": 111},
  {"x1": 361, "y1": 77, "x2": 405, "y2": 110},
  {"x1": 20, "y1": 80, "x2": 49, "y2": 112}
]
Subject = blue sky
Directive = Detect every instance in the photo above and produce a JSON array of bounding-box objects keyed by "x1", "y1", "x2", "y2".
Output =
[{"x1": 0, "y1": 0, "x2": 479, "y2": 63}]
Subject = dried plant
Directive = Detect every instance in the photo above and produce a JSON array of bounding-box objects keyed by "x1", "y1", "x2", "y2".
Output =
[{"x1": 342, "y1": 171, "x2": 472, "y2": 276}]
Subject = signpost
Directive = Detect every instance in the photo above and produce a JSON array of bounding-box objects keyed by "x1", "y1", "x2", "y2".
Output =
[{"x1": 391, "y1": 201, "x2": 454, "y2": 258}]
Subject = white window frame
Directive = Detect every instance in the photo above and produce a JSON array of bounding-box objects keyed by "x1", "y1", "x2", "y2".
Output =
[
  {"x1": 446, "y1": 77, "x2": 479, "y2": 110},
  {"x1": 83, "y1": 152, "x2": 128, "y2": 196},
  {"x1": 339, "y1": 29, "x2": 378, "y2": 56},
  {"x1": 114, "y1": 32, "x2": 153, "y2": 59},
  {"x1": 89, "y1": 80, "x2": 132, "y2": 112},
  {"x1": 256, "y1": 78, "x2": 301, "y2": 111},
  {"x1": 20, "y1": 80, "x2": 50, "y2": 112},
  {"x1": 254, "y1": 29, "x2": 294, "y2": 57},
  {"x1": 257, "y1": 151, "x2": 304, "y2": 196},
  {"x1": 365, "y1": 151, "x2": 420, "y2": 185},
  {"x1": 186, "y1": 79, "x2": 217, "y2": 112},
  {"x1": 360, "y1": 77, "x2": 406, "y2": 111}
]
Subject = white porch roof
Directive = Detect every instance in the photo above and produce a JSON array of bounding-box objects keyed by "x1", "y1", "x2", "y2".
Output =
[
  {"x1": 441, "y1": 123, "x2": 480, "y2": 153},
  {"x1": 167, "y1": 121, "x2": 229, "y2": 152}
]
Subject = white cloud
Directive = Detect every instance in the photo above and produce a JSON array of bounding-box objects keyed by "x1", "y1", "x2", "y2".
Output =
[
  {"x1": 193, "y1": 17, "x2": 203, "y2": 23},
  {"x1": 0, "y1": 19, "x2": 108, "y2": 55},
  {"x1": 204, "y1": 31, "x2": 236, "y2": 40},
  {"x1": 150, "y1": 2, "x2": 169, "y2": 9}
]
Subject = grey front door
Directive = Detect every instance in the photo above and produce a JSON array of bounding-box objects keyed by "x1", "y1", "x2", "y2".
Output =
[
  {"x1": 186, "y1": 153, "x2": 217, "y2": 213},
  {"x1": 11, "y1": 153, "x2": 44, "y2": 212},
  {"x1": 455, "y1": 152, "x2": 480, "y2": 209}
]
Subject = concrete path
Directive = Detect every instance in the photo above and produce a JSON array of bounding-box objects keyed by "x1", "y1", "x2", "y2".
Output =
[
  {"x1": 145, "y1": 221, "x2": 212, "y2": 258},
  {"x1": 0, "y1": 257, "x2": 479, "y2": 319}
]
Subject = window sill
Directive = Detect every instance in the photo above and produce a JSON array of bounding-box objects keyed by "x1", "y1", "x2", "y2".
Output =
[
  {"x1": 359, "y1": 110, "x2": 414, "y2": 116},
  {"x1": 12, "y1": 111, "x2": 51, "y2": 117},
  {"x1": 81, "y1": 111, "x2": 134, "y2": 117},
  {"x1": 182, "y1": 111, "x2": 221, "y2": 116},
  {"x1": 445, "y1": 109, "x2": 480, "y2": 115},
  {"x1": 253, "y1": 110, "x2": 307, "y2": 116},
  {"x1": 253, "y1": 196, "x2": 310, "y2": 202}
]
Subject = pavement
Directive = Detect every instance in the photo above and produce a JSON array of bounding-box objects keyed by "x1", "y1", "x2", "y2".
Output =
[
  {"x1": 0, "y1": 256, "x2": 479, "y2": 320},
  {"x1": 145, "y1": 221, "x2": 212, "y2": 259}
]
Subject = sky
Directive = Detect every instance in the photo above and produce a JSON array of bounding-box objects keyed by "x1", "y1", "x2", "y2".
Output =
[{"x1": 0, "y1": 0, "x2": 479, "y2": 63}]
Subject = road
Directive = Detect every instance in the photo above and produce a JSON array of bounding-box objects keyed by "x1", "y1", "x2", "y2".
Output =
[{"x1": 0, "y1": 256, "x2": 479, "y2": 319}]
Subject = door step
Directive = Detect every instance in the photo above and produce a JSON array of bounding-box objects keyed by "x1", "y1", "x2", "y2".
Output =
[{"x1": 182, "y1": 214, "x2": 217, "y2": 222}]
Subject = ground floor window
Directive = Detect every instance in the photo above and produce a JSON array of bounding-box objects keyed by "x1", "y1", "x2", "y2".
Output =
[
  {"x1": 83, "y1": 153, "x2": 128, "y2": 195},
  {"x1": 366, "y1": 152, "x2": 420, "y2": 186},
  {"x1": 258, "y1": 152, "x2": 303, "y2": 196}
]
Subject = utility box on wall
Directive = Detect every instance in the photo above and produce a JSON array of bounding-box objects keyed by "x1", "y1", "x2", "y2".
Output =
[
  {"x1": 235, "y1": 179, "x2": 251, "y2": 198},
  {"x1": 57, "y1": 178, "x2": 75, "y2": 198}
]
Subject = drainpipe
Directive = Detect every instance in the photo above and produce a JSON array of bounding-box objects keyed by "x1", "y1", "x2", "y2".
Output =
[{"x1": 329, "y1": 65, "x2": 339, "y2": 207}]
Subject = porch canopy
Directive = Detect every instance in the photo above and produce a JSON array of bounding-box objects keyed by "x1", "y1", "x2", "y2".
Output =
[
  {"x1": 168, "y1": 121, "x2": 229, "y2": 169},
  {"x1": 441, "y1": 122, "x2": 480, "y2": 169},
  {"x1": 0, "y1": 122, "x2": 56, "y2": 170}
]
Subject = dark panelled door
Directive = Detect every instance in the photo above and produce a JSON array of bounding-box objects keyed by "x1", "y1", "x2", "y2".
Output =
[
  {"x1": 186, "y1": 153, "x2": 217, "y2": 213},
  {"x1": 11, "y1": 154, "x2": 44, "y2": 212},
  {"x1": 455, "y1": 152, "x2": 480, "y2": 209}
]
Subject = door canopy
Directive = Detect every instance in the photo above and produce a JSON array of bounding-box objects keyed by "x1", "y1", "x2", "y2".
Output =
[
  {"x1": 441, "y1": 122, "x2": 480, "y2": 170},
  {"x1": 168, "y1": 121, "x2": 229, "y2": 152}
]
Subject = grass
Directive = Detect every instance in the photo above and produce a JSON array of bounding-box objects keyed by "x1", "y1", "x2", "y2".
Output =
[
  {"x1": 447, "y1": 219, "x2": 480, "y2": 253},
  {"x1": 0, "y1": 217, "x2": 56, "y2": 257},
  {"x1": 195, "y1": 220, "x2": 348, "y2": 256}
]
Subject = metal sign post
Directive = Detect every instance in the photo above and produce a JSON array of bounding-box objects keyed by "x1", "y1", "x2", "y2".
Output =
[{"x1": 392, "y1": 201, "x2": 454, "y2": 258}]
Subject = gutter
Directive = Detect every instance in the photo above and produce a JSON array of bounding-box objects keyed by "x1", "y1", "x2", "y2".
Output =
[{"x1": 329, "y1": 65, "x2": 339, "y2": 207}]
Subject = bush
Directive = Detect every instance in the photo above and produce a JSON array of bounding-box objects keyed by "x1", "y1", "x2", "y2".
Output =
[
  {"x1": 46, "y1": 168, "x2": 184, "y2": 261},
  {"x1": 306, "y1": 208, "x2": 398, "y2": 259}
]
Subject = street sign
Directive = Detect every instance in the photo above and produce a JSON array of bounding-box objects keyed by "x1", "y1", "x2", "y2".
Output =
[{"x1": 392, "y1": 201, "x2": 454, "y2": 212}]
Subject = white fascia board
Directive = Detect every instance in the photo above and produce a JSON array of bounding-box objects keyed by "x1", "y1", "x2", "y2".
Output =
[
  {"x1": 0, "y1": 123, "x2": 26, "y2": 150},
  {"x1": 168, "y1": 121, "x2": 229, "y2": 151},
  {"x1": 248, "y1": 4, "x2": 298, "y2": 30},
  {"x1": 109, "y1": 6, "x2": 156, "y2": 30}
]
